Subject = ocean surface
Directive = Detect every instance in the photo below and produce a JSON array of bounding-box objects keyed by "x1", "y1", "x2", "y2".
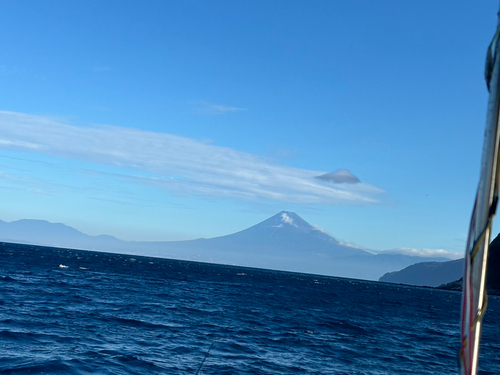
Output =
[{"x1": 1, "y1": 242, "x2": 499, "y2": 375}]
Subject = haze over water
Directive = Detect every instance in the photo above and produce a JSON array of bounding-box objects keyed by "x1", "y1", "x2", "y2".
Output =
[{"x1": 1, "y1": 242, "x2": 500, "y2": 374}]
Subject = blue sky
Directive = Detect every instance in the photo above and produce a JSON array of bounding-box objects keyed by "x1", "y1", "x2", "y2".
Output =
[{"x1": 0, "y1": 1, "x2": 498, "y2": 255}]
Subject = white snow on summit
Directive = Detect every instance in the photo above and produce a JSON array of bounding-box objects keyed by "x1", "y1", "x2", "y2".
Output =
[{"x1": 281, "y1": 213, "x2": 298, "y2": 227}]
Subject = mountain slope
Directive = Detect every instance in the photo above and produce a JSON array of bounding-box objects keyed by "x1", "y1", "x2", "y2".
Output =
[
  {"x1": 379, "y1": 259, "x2": 464, "y2": 287},
  {"x1": 0, "y1": 211, "x2": 453, "y2": 281}
]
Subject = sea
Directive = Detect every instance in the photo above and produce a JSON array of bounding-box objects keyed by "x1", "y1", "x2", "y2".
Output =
[{"x1": 1, "y1": 242, "x2": 499, "y2": 375}]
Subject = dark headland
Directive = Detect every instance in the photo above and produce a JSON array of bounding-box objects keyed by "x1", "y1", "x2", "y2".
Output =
[{"x1": 379, "y1": 233, "x2": 500, "y2": 295}]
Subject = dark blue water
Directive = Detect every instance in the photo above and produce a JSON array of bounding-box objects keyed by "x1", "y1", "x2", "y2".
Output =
[{"x1": 1, "y1": 242, "x2": 499, "y2": 374}]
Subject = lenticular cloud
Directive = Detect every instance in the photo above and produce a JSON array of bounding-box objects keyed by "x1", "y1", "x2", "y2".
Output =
[
  {"x1": 315, "y1": 169, "x2": 361, "y2": 184},
  {"x1": 0, "y1": 110, "x2": 384, "y2": 204}
]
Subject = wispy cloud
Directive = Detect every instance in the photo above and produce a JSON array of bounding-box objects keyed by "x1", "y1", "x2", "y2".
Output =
[
  {"x1": 0, "y1": 110, "x2": 384, "y2": 204},
  {"x1": 381, "y1": 248, "x2": 462, "y2": 260},
  {"x1": 0, "y1": 170, "x2": 56, "y2": 195},
  {"x1": 197, "y1": 102, "x2": 247, "y2": 115},
  {"x1": 335, "y1": 238, "x2": 371, "y2": 251}
]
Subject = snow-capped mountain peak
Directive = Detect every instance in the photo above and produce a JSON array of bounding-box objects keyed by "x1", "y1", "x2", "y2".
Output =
[{"x1": 280, "y1": 212, "x2": 298, "y2": 227}]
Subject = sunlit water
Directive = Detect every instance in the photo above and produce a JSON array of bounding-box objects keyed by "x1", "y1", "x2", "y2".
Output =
[{"x1": 1, "y1": 242, "x2": 499, "y2": 374}]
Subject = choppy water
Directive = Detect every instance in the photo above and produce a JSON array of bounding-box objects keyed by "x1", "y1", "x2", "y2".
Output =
[{"x1": 1, "y1": 242, "x2": 500, "y2": 374}]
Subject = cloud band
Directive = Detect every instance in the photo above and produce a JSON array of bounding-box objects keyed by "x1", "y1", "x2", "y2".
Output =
[{"x1": 0, "y1": 110, "x2": 384, "y2": 204}]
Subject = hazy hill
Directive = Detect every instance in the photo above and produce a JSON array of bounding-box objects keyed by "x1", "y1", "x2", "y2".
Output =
[
  {"x1": 0, "y1": 211, "x2": 453, "y2": 281},
  {"x1": 0, "y1": 219, "x2": 124, "y2": 251}
]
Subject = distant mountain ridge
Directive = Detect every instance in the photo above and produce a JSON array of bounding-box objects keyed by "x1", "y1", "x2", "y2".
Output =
[
  {"x1": 0, "y1": 211, "x2": 453, "y2": 281},
  {"x1": 0, "y1": 219, "x2": 123, "y2": 250}
]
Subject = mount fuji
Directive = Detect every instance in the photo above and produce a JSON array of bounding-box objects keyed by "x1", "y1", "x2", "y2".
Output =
[
  {"x1": 0, "y1": 211, "x2": 451, "y2": 280},
  {"x1": 182, "y1": 211, "x2": 372, "y2": 258}
]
